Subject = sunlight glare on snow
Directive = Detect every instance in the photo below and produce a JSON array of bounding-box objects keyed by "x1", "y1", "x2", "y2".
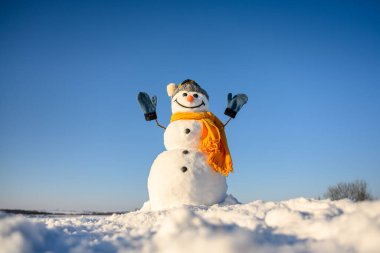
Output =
[{"x1": 1, "y1": 198, "x2": 380, "y2": 253}]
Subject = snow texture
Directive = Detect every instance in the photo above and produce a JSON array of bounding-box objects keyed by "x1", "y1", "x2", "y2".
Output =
[
  {"x1": 164, "y1": 120, "x2": 203, "y2": 150},
  {"x1": 1, "y1": 198, "x2": 380, "y2": 253},
  {"x1": 147, "y1": 150, "x2": 227, "y2": 211}
]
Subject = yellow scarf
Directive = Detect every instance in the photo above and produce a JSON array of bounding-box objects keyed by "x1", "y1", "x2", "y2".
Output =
[{"x1": 170, "y1": 111, "x2": 233, "y2": 176}]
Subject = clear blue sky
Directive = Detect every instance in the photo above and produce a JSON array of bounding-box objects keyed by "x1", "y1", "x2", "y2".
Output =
[{"x1": 1, "y1": 0, "x2": 379, "y2": 211}]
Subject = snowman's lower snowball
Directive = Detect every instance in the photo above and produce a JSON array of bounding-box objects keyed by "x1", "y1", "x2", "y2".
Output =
[{"x1": 148, "y1": 149, "x2": 227, "y2": 210}]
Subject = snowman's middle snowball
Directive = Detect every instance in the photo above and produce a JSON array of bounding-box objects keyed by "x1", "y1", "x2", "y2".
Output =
[
  {"x1": 148, "y1": 149, "x2": 227, "y2": 210},
  {"x1": 164, "y1": 120, "x2": 203, "y2": 150}
]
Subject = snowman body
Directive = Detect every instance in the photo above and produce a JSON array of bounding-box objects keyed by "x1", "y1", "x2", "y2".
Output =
[
  {"x1": 164, "y1": 120, "x2": 202, "y2": 150},
  {"x1": 148, "y1": 149, "x2": 227, "y2": 210},
  {"x1": 146, "y1": 89, "x2": 228, "y2": 211}
]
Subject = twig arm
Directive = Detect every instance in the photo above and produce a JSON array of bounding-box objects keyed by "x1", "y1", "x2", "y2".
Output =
[
  {"x1": 155, "y1": 119, "x2": 166, "y2": 129},
  {"x1": 223, "y1": 117, "x2": 232, "y2": 128}
]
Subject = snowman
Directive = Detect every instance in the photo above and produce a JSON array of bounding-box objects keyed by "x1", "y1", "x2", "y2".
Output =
[{"x1": 137, "y1": 79, "x2": 248, "y2": 211}]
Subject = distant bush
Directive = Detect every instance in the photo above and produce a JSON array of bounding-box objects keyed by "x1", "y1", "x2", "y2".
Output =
[{"x1": 324, "y1": 180, "x2": 373, "y2": 202}]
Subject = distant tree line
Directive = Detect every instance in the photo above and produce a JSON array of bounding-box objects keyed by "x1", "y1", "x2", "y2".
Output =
[{"x1": 324, "y1": 180, "x2": 374, "y2": 202}]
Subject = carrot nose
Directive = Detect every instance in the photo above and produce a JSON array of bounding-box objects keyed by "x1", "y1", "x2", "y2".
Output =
[{"x1": 187, "y1": 95, "x2": 194, "y2": 102}]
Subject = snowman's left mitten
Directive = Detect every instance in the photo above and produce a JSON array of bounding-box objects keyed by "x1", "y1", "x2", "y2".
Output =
[
  {"x1": 137, "y1": 92, "x2": 157, "y2": 121},
  {"x1": 224, "y1": 93, "x2": 248, "y2": 118}
]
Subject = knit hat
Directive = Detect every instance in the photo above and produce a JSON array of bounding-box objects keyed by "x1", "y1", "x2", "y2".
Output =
[{"x1": 167, "y1": 79, "x2": 209, "y2": 100}]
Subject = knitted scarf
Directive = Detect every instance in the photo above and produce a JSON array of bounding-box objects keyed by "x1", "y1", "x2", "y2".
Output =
[{"x1": 170, "y1": 111, "x2": 233, "y2": 176}]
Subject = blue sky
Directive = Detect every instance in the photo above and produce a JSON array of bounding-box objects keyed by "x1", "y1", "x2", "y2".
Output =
[{"x1": 1, "y1": 0, "x2": 379, "y2": 211}]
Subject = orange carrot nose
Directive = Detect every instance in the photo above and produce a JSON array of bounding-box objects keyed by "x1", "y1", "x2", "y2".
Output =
[{"x1": 187, "y1": 95, "x2": 194, "y2": 102}]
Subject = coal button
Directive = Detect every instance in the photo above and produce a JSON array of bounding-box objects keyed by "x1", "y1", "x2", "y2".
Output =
[
  {"x1": 181, "y1": 166, "x2": 188, "y2": 173},
  {"x1": 183, "y1": 150, "x2": 189, "y2": 154},
  {"x1": 185, "y1": 128, "x2": 191, "y2": 134}
]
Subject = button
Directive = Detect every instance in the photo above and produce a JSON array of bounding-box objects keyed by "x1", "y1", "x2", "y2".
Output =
[
  {"x1": 181, "y1": 166, "x2": 188, "y2": 173},
  {"x1": 185, "y1": 128, "x2": 190, "y2": 134},
  {"x1": 183, "y1": 150, "x2": 189, "y2": 154}
]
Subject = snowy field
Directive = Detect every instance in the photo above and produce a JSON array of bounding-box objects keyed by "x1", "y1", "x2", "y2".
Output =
[{"x1": 1, "y1": 197, "x2": 380, "y2": 253}]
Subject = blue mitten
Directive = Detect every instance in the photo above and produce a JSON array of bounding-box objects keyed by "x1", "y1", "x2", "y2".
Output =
[
  {"x1": 224, "y1": 93, "x2": 248, "y2": 118},
  {"x1": 137, "y1": 92, "x2": 157, "y2": 121}
]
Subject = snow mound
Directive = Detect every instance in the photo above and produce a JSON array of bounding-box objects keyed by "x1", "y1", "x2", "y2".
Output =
[{"x1": 1, "y1": 198, "x2": 380, "y2": 253}]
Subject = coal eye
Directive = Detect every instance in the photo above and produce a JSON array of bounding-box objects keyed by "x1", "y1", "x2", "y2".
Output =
[
  {"x1": 182, "y1": 93, "x2": 187, "y2": 97},
  {"x1": 193, "y1": 94, "x2": 199, "y2": 98}
]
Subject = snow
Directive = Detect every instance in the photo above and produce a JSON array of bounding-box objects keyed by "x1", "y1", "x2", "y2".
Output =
[
  {"x1": 1, "y1": 198, "x2": 380, "y2": 253},
  {"x1": 164, "y1": 120, "x2": 203, "y2": 150},
  {"x1": 147, "y1": 150, "x2": 227, "y2": 211}
]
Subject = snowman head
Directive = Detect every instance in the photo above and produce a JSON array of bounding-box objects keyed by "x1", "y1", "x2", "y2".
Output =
[{"x1": 167, "y1": 79, "x2": 209, "y2": 113}]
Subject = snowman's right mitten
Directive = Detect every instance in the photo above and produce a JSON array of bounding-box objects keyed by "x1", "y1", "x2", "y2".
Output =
[
  {"x1": 224, "y1": 93, "x2": 248, "y2": 118},
  {"x1": 137, "y1": 92, "x2": 157, "y2": 121}
]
